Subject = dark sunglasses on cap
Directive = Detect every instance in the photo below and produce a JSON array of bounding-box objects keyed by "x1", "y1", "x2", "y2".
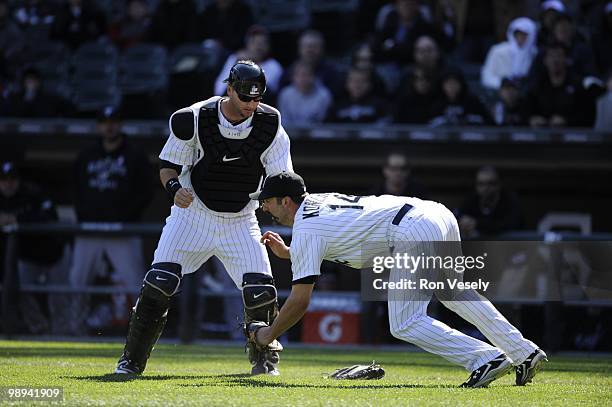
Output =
[{"x1": 236, "y1": 93, "x2": 263, "y2": 103}]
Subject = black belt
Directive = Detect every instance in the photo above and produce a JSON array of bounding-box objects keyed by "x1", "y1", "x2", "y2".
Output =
[{"x1": 392, "y1": 203, "x2": 414, "y2": 226}]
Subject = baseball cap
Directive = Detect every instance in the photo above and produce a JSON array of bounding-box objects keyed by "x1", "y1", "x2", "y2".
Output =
[
  {"x1": 541, "y1": 0, "x2": 566, "y2": 13},
  {"x1": 0, "y1": 161, "x2": 19, "y2": 178},
  {"x1": 249, "y1": 171, "x2": 307, "y2": 201},
  {"x1": 97, "y1": 105, "x2": 121, "y2": 121}
]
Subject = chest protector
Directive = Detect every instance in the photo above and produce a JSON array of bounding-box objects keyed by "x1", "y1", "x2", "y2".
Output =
[{"x1": 190, "y1": 106, "x2": 278, "y2": 212}]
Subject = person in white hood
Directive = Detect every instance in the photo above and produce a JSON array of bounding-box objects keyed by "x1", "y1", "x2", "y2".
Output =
[{"x1": 481, "y1": 17, "x2": 538, "y2": 90}]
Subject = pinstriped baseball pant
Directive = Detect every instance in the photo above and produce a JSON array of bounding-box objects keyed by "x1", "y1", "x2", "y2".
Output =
[
  {"x1": 387, "y1": 201, "x2": 538, "y2": 372},
  {"x1": 153, "y1": 204, "x2": 272, "y2": 288}
]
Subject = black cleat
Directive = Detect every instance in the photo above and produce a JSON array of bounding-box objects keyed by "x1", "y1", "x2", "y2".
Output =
[
  {"x1": 515, "y1": 349, "x2": 548, "y2": 386},
  {"x1": 460, "y1": 354, "x2": 513, "y2": 388},
  {"x1": 114, "y1": 354, "x2": 143, "y2": 375}
]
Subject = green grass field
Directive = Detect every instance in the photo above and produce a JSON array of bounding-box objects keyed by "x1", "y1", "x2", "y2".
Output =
[{"x1": 0, "y1": 340, "x2": 610, "y2": 406}]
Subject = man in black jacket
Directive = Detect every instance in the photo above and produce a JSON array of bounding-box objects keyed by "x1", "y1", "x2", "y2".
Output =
[
  {"x1": 456, "y1": 166, "x2": 522, "y2": 239},
  {"x1": 0, "y1": 161, "x2": 68, "y2": 334},
  {"x1": 68, "y1": 107, "x2": 154, "y2": 335}
]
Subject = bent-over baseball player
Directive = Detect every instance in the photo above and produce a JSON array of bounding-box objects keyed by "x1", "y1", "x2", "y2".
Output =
[
  {"x1": 248, "y1": 171, "x2": 547, "y2": 388},
  {"x1": 115, "y1": 60, "x2": 292, "y2": 376}
]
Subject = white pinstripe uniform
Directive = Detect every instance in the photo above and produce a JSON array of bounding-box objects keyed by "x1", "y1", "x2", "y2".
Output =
[
  {"x1": 155, "y1": 96, "x2": 292, "y2": 287},
  {"x1": 290, "y1": 193, "x2": 538, "y2": 371}
]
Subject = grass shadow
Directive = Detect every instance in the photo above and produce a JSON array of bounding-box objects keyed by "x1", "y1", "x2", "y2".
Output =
[
  {"x1": 71, "y1": 373, "x2": 251, "y2": 382},
  {"x1": 72, "y1": 373, "x2": 461, "y2": 389},
  {"x1": 178, "y1": 375, "x2": 460, "y2": 389}
]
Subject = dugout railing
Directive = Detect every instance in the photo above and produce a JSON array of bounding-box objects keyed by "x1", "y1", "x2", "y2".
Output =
[{"x1": 1, "y1": 222, "x2": 611, "y2": 343}]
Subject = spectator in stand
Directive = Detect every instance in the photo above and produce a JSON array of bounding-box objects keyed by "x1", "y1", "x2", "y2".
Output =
[
  {"x1": 591, "y1": 2, "x2": 612, "y2": 75},
  {"x1": 350, "y1": 42, "x2": 389, "y2": 98},
  {"x1": 456, "y1": 166, "x2": 522, "y2": 239},
  {"x1": 372, "y1": 0, "x2": 447, "y2": 65},
  {"x1": 0, "y1": 0, "x2": 25, "y2": 78},
  {"x1": 481, "y1": 17, "x2": 538, "y2": 90},
  {"x1": 198, "y1": 0, "x2": 253, "y2": 52},
  {"x1": 524, "y1": 42, "x2": 588, "y2": 127},
  {"x1": 492, "y1": 77, "x2": 526, "y2": 126},
  {"x1": 214, "y1": 25, "x2": 283, "y2": 99},
  {"x1": 327, "y1": 67, "x2": 388, "y2": 124},
  {"x1": 148, "y1": 0, "x2": 197, "y2": 50},
  {"x1": 370, "y1": 152, "x2": 429, "y2": 199},
  {"x1": 595, "y1": 71, "x2": 612, "y2": 132},
  {"x1": 50, "y1": 0, "x2": 107, "y2": 50},
  {"x1": 393, "y1": 66, "x2": 441, "y2": 124},
  {"x1": 395, "y1": 35, "x2": 445, "y2": 101},
  {"x1": 0, "y1": 161, "x2": 68, "y2": 334},
  {"x1": 68, "y1": 107, "x2": 154, "y2": 335},
  {"x1": 536, "y1": 0, "x2": 566, "y2": 46},
  {"x1": 430, "y1": 68, "x2": 493, "y2": 126},
  {"x1": 413, "y1": 35, "x2": 445, "y2": 76},
  {"x1": 277, "y1": 62, "x2": 332, "y2": 127},
  {"x1": 279, "y1": 30, "x2": 341, "y2": 96},
  {"x1": 551, "y1": 12, "x2": 596, "y2": 76},
  {"x1": 4, "y1": 68, "x2": 70, "y2": 118},
  {"x1": 108, "y1": 0, "x2": 151, "y2": 50}
]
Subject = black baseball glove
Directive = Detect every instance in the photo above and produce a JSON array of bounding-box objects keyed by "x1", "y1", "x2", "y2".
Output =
[{"x1": 328, "y1": 362, "x2": 385, "y2": 380}]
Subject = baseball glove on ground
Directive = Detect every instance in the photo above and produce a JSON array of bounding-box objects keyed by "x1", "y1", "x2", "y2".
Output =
[{"x1": 328, "y1": 362, "x2": 385, "y2": 380}]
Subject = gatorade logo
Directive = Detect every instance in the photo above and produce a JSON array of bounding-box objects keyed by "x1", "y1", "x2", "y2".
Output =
[{"x1": 318, "y1": 313, "x2": 342, "y2": 342}]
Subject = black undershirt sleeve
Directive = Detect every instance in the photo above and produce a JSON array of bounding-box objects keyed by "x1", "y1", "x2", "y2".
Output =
[
  {"x1": 158, "y1": 159, "x2": 182, "y2": 174},
  {"x1": 291, "y1": 275, "x2": 318, "y2": 285}
]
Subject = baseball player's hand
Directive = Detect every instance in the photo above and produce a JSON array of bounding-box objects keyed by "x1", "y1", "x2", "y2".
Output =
[
  {"x1": 245, "y1": 322, "x2": 280, "y2": 350},
  {"x1": 255, "y1": 325, "x2": 272, "y2": 347},
  {"x1": 261, "y1": 231, "x2": 290, "y2": 259},
  {"x1": 174, "y1": 188, "x2": 194, "y2": 208}
]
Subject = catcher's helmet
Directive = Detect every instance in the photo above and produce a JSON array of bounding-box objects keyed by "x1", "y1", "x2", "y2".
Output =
[{"x1": 224, "y1": 60, "x2": 267, "y2": 99}]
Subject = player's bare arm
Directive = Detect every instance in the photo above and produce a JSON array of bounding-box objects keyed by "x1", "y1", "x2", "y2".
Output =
[
  {"x1": 256, "y1": 283, "x2": 314, "y2": 346},
  {"x1": 260, "y1": 231, "x2": 290, "y2": 259},
  {"x1": 160, "y1": 168, "x2": 193, "y2": 208}
]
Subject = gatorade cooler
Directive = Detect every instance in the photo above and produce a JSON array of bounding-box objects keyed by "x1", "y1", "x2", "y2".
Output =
[{"x1": 301, "y1": 294, "x2": 361, "y2": 344}]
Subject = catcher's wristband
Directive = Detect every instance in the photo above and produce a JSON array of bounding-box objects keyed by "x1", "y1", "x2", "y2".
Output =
[{"x1": 165, "y1": 178, "x2": 182, "y2": 199}]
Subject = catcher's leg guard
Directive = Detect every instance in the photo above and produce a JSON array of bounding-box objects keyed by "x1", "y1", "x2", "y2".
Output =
[
  {"x1": 115, "y1": 263, "x2": 181, "y2": 374},
  {"x1": 242, "y1": 273, "x2": 279, "y2": 324},
  {"x1": 242, "y1": 273, "x2": 281, "y2": 375}
]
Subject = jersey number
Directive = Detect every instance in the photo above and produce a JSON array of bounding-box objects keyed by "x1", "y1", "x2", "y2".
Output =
[{"x1": 329, "y1": 194, "x2": 363, "y2": 210}]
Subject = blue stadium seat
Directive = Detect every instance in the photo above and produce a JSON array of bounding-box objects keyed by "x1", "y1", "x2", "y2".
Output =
[
  {"x1": 34, "y1": 58, "x2": 71, "y2": 99},
  {"x1": 119, "y1": 43, "x2": 168, "y2": 94},
  {"x1": 72, "y1": 81, "x2": 121, "y2": 113},
  {"x1": 310, "y1": 0, "x2": 359, "y2": 13},
  {"x1": 247, "y1": 0, "x2": 310, "y2": 32},
  {"x1": 169, "y1": 42, "x2": 224, "y2": 74},
  {"x1": 73, "y1": 39, "x2": 119, "y2": 66}
]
